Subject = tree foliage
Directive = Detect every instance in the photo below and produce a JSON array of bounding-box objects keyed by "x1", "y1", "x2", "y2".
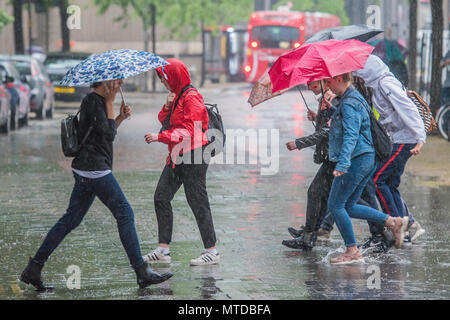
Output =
[
  {"x1": 93, "y1": 0, "x2": 254, "y2": 39},
  {"x1": 275, "y1": 0, "x2": 349, "y2": 25},
  {"x1": 0, "y1": 9, "x2": 14, "y2": 31}
]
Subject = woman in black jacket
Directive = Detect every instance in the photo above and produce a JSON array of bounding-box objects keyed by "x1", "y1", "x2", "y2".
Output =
[
  {"x1": 282, "y1": 80, "x2": 338, "y2": 250},
  {"x1": 20, "y1": 80, "x2": 172, "y2": 291}
]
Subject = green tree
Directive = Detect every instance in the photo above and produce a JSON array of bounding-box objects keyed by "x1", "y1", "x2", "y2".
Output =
[
  {"x1": 93, "y1": 0, "x2": 253, "y2": 90},
  {"x1": 275, "y1": 0, "x2": 349, "y2": 25},
  {"x1": 93, "y1": 0, "x2": 253, "y2": 40},
  {"x1": 0, "y1": 9, "x2": 14, "y2": 31}
]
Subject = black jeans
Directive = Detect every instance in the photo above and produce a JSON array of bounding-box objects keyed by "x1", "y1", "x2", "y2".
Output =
[
  {"x1": 34, "y1": 173, "x2": 145, "y2": 268},
  {"x1": 304, "y1": 161, "x2": 335, "y2": 233},
  {"x1": 154, "y1": 162, "x2": 216, "y2": 249}
]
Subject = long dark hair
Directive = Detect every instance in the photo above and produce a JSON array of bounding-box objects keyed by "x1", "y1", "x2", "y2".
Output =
[{"x1": 353, "y1": 76, "x2": 374, "y2": 107}]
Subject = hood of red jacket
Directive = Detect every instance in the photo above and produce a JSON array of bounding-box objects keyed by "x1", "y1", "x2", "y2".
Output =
[{"x1": 156, "y1": 58, "x2": 191, "y2": 95}]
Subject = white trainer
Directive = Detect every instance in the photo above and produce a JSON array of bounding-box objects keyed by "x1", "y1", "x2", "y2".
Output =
[
  {"x1": 143, "y1": 249, "x2": 171, "y2": 264},
  {"x1": 409, "y1": 222, "x2": 426, "y2": 243},
  {"x1": 190, "y1": 251, "x2": 220, "y2": 266}
]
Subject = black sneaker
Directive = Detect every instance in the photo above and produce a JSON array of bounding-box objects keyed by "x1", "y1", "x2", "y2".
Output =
[
  {"x1": 288, "y1": 225, "x2": 305, "y2": 238},
  {"x1": 360, "y1": 235, "x2": 383, "y2": 249},
  {"x1": 359, "y1": 232, "x2": 394, "y2": 254},
  {"x1": 282, "y1": 231, "x2": 317, "y2": 251}
]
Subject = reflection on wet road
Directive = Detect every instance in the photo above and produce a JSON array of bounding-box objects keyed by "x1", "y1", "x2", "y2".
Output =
[{"x1": 0, "y1": 84, "x2": 448, "y2": 299}]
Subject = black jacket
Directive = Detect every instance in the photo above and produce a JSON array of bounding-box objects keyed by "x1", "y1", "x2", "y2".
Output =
[
  {"x1": 71, "y1": 92, "x2": 117, "y2": 171},
  {"x1": 295, "y1": 97, "x2": 339, "y2": 164}
]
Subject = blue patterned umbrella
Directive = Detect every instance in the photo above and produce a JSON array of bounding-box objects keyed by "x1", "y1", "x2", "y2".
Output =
[{"x1": 59, "y1": 49, "x2": 169, "y2": 86}]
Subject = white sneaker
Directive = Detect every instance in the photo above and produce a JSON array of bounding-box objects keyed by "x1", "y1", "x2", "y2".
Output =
[
  {"x1": 409, "y1": 222, "x2": 426, "y2": 243},
  {"x1": 143, "y1": 249, "x2": 171, "y2": 264},
  {"x1": 190, "y1": 251, "x2": 220, "y2": 266}
]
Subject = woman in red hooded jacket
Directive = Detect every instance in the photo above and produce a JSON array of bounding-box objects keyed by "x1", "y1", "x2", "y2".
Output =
[{"x1": 144, "y1": 59, "x2": 219, "y2": 266}]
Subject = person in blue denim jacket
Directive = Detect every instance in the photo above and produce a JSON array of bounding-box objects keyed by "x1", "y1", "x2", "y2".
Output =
[{"x1": 324, "y1": 73, "x2": 409, "y2": 264}]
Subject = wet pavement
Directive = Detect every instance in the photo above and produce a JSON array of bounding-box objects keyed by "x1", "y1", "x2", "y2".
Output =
[{"x1": 0, "y1": 83, "x2": 449, "y2": 300}]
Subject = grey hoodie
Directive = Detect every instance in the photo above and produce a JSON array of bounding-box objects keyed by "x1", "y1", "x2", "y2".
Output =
[{"x1": 353, "y1": 55, "x2": 426, "y2": 144}]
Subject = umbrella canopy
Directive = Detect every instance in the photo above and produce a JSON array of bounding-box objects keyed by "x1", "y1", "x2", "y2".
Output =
[
  {"x1": 248, "y1": 72, "x2": 289, "y2": 107},
  {"x1": 59, "y1": 49, "x2": 168, "y2": 87},
  {"x1": 369, "y1": 38, "x2": 407, "y2": 63},
  {"x1": 305, "y1": 24, "x2": 384, "y2": 44},
  {"x1": 269, "y1": 39, "x2": 375, "y2": 93}
]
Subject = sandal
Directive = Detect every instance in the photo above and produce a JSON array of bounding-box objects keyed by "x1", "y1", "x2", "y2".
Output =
[
  {"x1": 330, "y1": 252, "x2": 364, "y2": 265},
  {"x1": 388, "y1": 216, "x2": 409, "y2": 248}
]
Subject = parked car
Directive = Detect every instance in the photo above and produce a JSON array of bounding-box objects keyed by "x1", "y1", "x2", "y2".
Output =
[
  {"x1": 8, "y1": 55, "x2": 54, "y2": 120},
  {"x1": 0, "y1": 57, "x2": 31, "y2": 128},
  {"x1": 0, "y1": 71, "x2": 11, "y2": 134},
  {"x1": 44, "y1": 52, "x2": 92, "y2": 101}
]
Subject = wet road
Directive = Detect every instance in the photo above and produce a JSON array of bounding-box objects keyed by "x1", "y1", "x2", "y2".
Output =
[{"x1": 0, "y1": 84, "x2": 449, "y2": 300}]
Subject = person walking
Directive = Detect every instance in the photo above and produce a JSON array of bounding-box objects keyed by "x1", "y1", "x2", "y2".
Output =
[
  {"x1": 353, "y1": 55, "x2": 426, "y2": 243},
  {"x1": 319, "y1": 76, "x2": 397, "y2": 252},
  {"x1": 20, "y1": 80, "x2": 173, "y2": 291},
  {"x1": 324, "y1": 72, "x2": 408, "y2": 264},
  {"x1": 143, "y1": 59, "x2": 219, "y2": 266},
  {"x1": 282, "y1": 80, "x2": 338, "y2": 250}
]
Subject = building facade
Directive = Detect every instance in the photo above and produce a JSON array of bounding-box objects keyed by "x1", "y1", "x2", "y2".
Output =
[{"x1": 0, "y1": 0, "x2": 202, "y2": 56}]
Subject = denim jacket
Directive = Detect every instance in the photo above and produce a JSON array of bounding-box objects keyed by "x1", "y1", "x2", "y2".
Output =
[{"x1": 329, "y1": 87, "x2": 374, "y2": 173}]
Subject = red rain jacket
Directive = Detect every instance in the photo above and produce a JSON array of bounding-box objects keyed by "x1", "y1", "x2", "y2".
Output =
[{"x1": 156, "y1": 59, "x2": 209, "y2": 163}]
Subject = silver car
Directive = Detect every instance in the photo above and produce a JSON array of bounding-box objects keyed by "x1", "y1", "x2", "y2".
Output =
[
  {"x1": 0, "y1": 71, "x2": 11, "y2": 134},
  {"x1": 9, "y1": 55, "x2": 55, "y2": 120},
  {"x1": 0, "y1": 59, "x2": 31, "y2": 128}
]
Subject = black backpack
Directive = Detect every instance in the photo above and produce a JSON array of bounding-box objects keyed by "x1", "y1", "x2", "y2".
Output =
[
  {"x1": 61, "y1": 108, "x2": 93, "y2": 158},
  {"x1": 364, "y1": 105, "x2": 393, "y2": 162},
  {"x1": 347, "y1": 96, "x2": 393, "y2": 163},
  {"x1": 159, "y1": 85, "x2": 226, "y2": 157},
  {"x1": 204, "y1": 103, "x2": 226, "y2": 157}
]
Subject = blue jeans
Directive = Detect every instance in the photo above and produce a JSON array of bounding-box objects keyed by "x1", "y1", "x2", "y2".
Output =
[
  {"x1": 34, "y1": 173, "x2": 145, "y2": 268},
  {"x1": 320, "y1": 180, "x2": 380, "y2": 233},
  {"x1": 372, "y1": 143, "x2": 416, "y2": 227},
  {"x1": 327, "y1": 153, "x2": 389, "y2": 247}
]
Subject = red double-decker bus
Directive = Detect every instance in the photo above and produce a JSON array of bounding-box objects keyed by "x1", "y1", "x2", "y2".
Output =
[{"x1": 244, "y1": 10, "x2": 340, "y2": 83}]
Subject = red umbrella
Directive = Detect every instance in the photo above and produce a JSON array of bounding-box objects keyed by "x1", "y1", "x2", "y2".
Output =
[
  {"x1": 269, "y1": 39, "x2": 375, "y2": 93},
  {"x1": 248, "y1": 72, "x2": 289, "y2": 107}
]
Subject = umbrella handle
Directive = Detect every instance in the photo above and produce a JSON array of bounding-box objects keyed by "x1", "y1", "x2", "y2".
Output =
[
  {"x1": 297, "y1": 86, "x2": 317, "y2": 129},
  {"x1": 119, "y1": 87, "x2": 131, "y2": 120},
  {"x1": 119, "y1": 87, "x2": 127, "y2": 105}
]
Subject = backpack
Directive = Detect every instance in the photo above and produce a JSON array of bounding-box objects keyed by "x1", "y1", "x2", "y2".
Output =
[
  {"x1": 407, "y1": 90, "x2": 437, "y2": 134},
  {"x1": 204, "y1": 103, "x2": 226, "y2": 157},
  {"x1": 378, "y1": 75, "x2": 436, "y2": 135},
  {"x1": 160, "y1": 85, "x2": 225, "y2": 157},
  {"x1": 347, "y1": 96, "x2": 393, "y2": 163},
  {"x1": 364, "y1": 104, "x2": 393, "y2": 163},
  {"x1": 61, "y1": 108, "x2": 93, "y2": 158}
]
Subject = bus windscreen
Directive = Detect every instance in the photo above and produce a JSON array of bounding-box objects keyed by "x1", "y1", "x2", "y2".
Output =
[{"x1": 251, "y1": 26, "x2": 300, "y2": 49}]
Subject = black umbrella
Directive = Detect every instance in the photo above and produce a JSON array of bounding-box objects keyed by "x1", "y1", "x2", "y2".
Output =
[{"x1": 305, "y1": 24, "x2": 384, "y2": 44}]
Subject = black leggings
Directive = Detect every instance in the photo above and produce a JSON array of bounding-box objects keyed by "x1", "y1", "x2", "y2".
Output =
[
  {"x1": 154, "y1": 162, "x2": 216, "y2": 249},
  {"x1": 304, "y1": 161, "x2": 335, "y2": 232}
]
